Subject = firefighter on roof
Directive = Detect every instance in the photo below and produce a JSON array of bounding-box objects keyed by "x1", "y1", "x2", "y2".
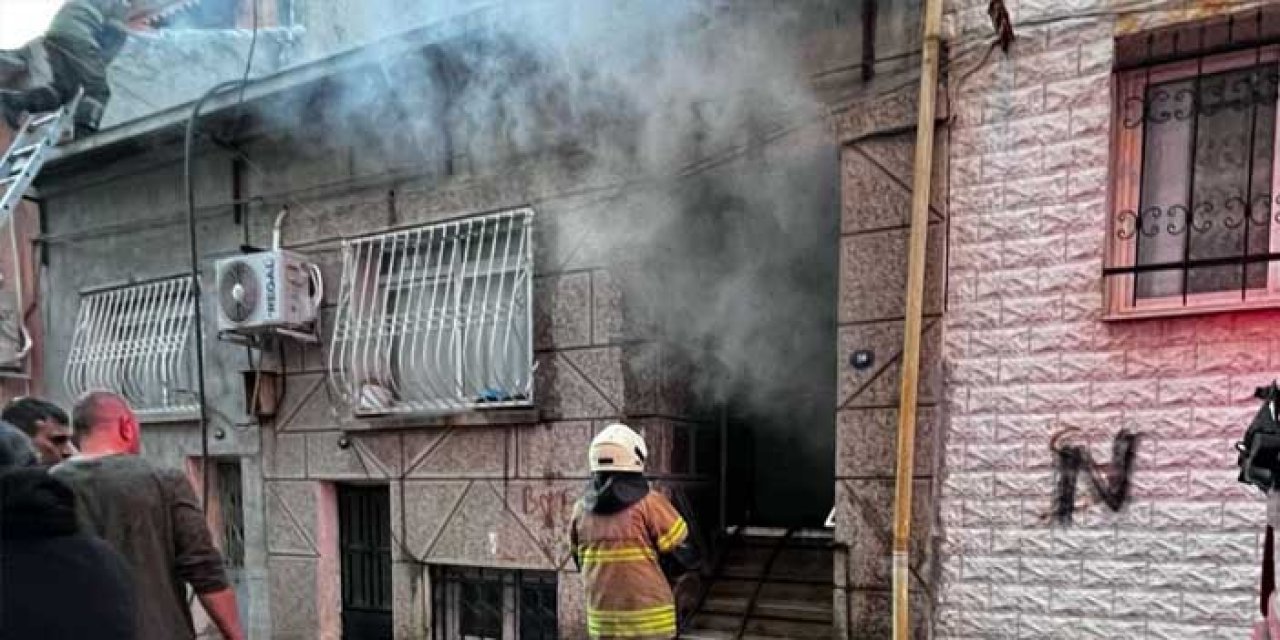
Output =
[
  {"x1": 570, "y1": 423, "x2": 699, "y2": 639},
  {"x1": 0, "y1": 0, "x2": 137, "y2": 135}
]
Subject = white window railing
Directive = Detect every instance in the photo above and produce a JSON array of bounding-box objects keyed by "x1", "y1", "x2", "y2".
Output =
[
  {"x1": 64, "y1": 276, "x2": 199, "y2": 419},
  {"x1": 329, "y1": 208, "x2": 535, "y2": 416}
]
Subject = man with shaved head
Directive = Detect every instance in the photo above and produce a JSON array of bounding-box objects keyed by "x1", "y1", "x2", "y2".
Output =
[{"x1": 51, "y1": 391, "x2": 244, "y2": 640}]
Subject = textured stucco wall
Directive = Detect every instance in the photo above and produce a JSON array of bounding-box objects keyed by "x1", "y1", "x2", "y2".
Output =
[
  {"x1": 832, "y1": 85, "x2": 948, "y2": 637},
  {"x1": 37, "y1": 90, "x2": 731, "y2": 639},
  {"x1": 239, "y1": 130, "x2": 723, "y2": 640},
  {"x1": 935, "y1": 2, "x2": 1277, "y2": 638},
  {"x1": 102, "y1": 28, "x2": 299, "y2": 129},
  {"x1": 35, "y1": 2, "x2": 868, "y2": 637}
]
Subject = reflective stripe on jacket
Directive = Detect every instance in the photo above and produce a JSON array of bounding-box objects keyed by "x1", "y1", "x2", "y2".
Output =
[{"x1": 571, "y1": 490, "x2": 689, "y2": 639}]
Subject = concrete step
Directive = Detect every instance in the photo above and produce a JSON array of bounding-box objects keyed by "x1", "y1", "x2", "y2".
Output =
[
  {"x1": 680, "y1": 631, "x2": 802, "y2": 640},
  {"x1": 708, "y1": 578, "x2": 834, "y2": 602},
  {"x1": 687, "y1": 613, "x2": 832, "y2": 639},
  {"x1": 742, "y1": 615, "x2": 833, "y2": 638},
  {"x1": 687, "y1": 612, "x2": 742, "y2": 633},
  {"x1": 766, "y1": 547, "x2": 834, "y2": 581},
  {"x1": 719, "y1": 539, "x2": 833, "y2": 581},
  {"x1": 683, "y1": 532, "x2": 834, "y2": 639},
  {"x1": 679, "y1": 630, "x2": 795, "y2": 640},
  {"x1": 702, "y1": 595, "x2": 832, "y2": 623}
]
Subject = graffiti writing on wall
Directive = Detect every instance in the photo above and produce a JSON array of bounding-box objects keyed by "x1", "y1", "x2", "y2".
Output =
[
  {"x1": 522, "y1": 485, "x2": 572, "y2": 531},
  {"x1": 1047, "y1": 428, "x2": 1140, "y2": 525}
]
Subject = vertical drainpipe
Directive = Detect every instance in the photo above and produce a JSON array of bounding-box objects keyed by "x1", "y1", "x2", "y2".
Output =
[{"x1": 891, "y1": 0, "x2": 943, "y2": 638}]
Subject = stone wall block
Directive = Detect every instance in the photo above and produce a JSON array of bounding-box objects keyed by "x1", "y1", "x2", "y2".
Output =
[
  {"x1": 834, "y1": 479, "x2": 931, "y2": 589},
  {"x1": 534, "y1": 273, "x2": 592, "y2": 350},
  {"x1": 517, "y1": 421, "x2": 593, "y2": 479},
  {"x1": 839, "y1": 224, "x2": 945, "y2": 323},
  {"x1": 590, "y1": 269, "x2": 626, "y2": 345},
  {"x1": 306, "y1": 431, "x2": 400, "y2": 480},
  {"x1": 535, "y1": 352, "x2": 621, "y2": 421},
  {"x1": 407, "y1": 428, "x2": 508, "y2": 478},
  {"x1": 836, "y1": 407, "x2": 936, "y2": 478},
  {"x1": 842, "y1": 147, "x2": 912, "y2": 233},
  {"x1": 263, "y1": 428, "x2": 307, "y2": 479},
  {"x1": 424, "y1": 481, "x2": 554, "y2": 569},
  {"x1": 268, "y1": 556, "x2": 320, "y2": 640},
  {"x1": 402, "y1": 480, "x2": 469, "y2": 560},
  {"x1": 265, "y1": 481, "x2": 319, "y2": 556},
  {"x1": 274, "y1": 373, "x2": 358, "y2": 433}
]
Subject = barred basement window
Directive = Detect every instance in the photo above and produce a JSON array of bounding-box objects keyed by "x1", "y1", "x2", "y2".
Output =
[
  {"x1": 64, "y1": 276, "x2": 198, "y2": 419},
  {"x1": 1106, "y1": 24, "x2": 1280, "y2": 317},
  {"x1": 329, "y1": 208, "x2": 534, "y2": 416},
  {"x1": 431, "y1": 566, "x2": 558, "y2": 640}
]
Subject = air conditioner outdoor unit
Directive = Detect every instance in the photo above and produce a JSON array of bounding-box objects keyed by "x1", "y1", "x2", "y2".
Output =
[{"x1": 215, "y1": 250, "x2": 321, "y2": 336}]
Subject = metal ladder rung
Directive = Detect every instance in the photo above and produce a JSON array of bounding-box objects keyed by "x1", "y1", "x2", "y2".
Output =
[
  {"x1": 28, "y1": 113, "x2": 59, "y2": 128},
  {"x1": 9, "y1": 143, "x2": 40, "y2": 157},
  {"x1": 0, "y1": 89, "x2": 82, "y2": 228}
]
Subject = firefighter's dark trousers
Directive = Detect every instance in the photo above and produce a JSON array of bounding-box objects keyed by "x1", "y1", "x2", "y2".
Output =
[{"x1": 0, "y1": 36, "x2": 108, "y2": 134}]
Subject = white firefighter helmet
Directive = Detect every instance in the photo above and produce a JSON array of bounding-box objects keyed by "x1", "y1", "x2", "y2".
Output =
[{"x1": 589, "y1": 423, "x2": 647, "y2": 473}]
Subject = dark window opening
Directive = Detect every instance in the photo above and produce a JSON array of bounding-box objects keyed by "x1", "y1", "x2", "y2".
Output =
[
  {"x1": 460, "y1": 578, "x2": 502, "y2": 638},
  {"x1": 431, "y1": 566, "x2": 558, "y2": 640},
  {"x1": 215, "y1": 460, "x2": 244, "y2": 569}
]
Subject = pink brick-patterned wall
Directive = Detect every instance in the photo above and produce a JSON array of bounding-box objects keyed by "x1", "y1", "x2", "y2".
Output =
[{"x1": 936, "y1": 2, "x2": 1278, "y2": 638}]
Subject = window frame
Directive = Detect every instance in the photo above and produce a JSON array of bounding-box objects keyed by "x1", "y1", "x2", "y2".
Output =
[
  {"x1": 1106, "y1": 45, "x2": 1280, "y2": 319},
  {"x1": 430, "y1": 566, "x2": 558, "y2": 640},
  {"x1": 63, "y1": 276, "x2": 199, "y2": 419},
  {"x1": 329, "y1": 208, "x2": 535, "y2": 417}
]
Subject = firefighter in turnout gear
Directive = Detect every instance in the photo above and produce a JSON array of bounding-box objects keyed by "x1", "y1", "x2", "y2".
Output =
[
  {"x1": 0, "y1": 0, "x2": 136, "y2": 135},
  {"x1": 570, "y1": 423, "x2": 700, "y2": 639}
]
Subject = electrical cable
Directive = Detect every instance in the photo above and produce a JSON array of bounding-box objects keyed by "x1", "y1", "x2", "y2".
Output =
[
  {"x1": 184, "y1": 79, "x2": 249, "y2": 514},
  {"x1": 183, "y1": 0, "x2": 261, "y2": 516},
  {"x1": 238, "y1": 0, "x2": 260, "y2": 110}
]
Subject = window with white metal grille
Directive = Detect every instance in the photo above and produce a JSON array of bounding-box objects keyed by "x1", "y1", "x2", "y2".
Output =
[
  {"x1": 64, "y1": 277, "x2": 198, "y2": 419},
  {"x1": 329, "y1": 208, "x2": 535, "y2": 416}
]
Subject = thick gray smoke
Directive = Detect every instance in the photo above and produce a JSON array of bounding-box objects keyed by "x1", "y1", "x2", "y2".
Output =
[{"x1": 275, "y1": 0, "x2": 841, "y2": 418}]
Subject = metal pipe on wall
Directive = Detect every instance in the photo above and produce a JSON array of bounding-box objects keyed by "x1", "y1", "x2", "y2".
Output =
[{"x1": 890, "y1": 0, "x2": 944, "y2": 637}]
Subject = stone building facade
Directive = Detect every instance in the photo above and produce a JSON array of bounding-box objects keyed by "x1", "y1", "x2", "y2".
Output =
[
  {"x1": 25, "y1": 2, "x2": 875, "y2": 638},
  {"x1": 14, "y1": 0, "x2": 1280, "y2": 638}
]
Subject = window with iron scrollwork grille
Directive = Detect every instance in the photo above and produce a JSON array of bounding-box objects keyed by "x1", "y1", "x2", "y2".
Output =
[
  {"x1": 430, "y1": 566, "x2": 558, "y2": 640},
  {"x1": 329, "y1": 208, "x2": 534, "y2": 416},
  {"x1": 1106, "y1": 23, "x2": 1280, "y2": 317},
  {"x1": 63, "y1": 277, "x2": 198, "y2": 418}
]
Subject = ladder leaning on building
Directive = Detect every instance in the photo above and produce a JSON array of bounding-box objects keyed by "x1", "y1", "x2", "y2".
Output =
[{"x1": 0, "y1": 90, "x2": 81, "y2": 394}]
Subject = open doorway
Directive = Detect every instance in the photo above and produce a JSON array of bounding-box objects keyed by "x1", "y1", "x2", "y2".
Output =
[
  {"x1": 713, "y1": 142, "x2": 839, "y2": 530},
  {"x1": 722, "y1": 383, "x2": 836, "y2": 528},
  {"x1": 337, "y1": 484, "x2": 393, "y2": 640}
]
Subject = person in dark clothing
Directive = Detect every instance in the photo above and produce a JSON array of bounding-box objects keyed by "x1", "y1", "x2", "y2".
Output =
[
  {"x1": 0, "y1": 420, "x2": 137, "y2": 639},
  {"x1": 0, "y1": 0, "x2": 135, "y2": 135},
  {"x1": 0, "y1": 420, "x2": 36, "y2": 468},
  {"x1": 2, "y1": 396, "x2": 76, "y2": 465},
  {"x1": 51, "y1": 391, "x2": 244, "y2": 640}
]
